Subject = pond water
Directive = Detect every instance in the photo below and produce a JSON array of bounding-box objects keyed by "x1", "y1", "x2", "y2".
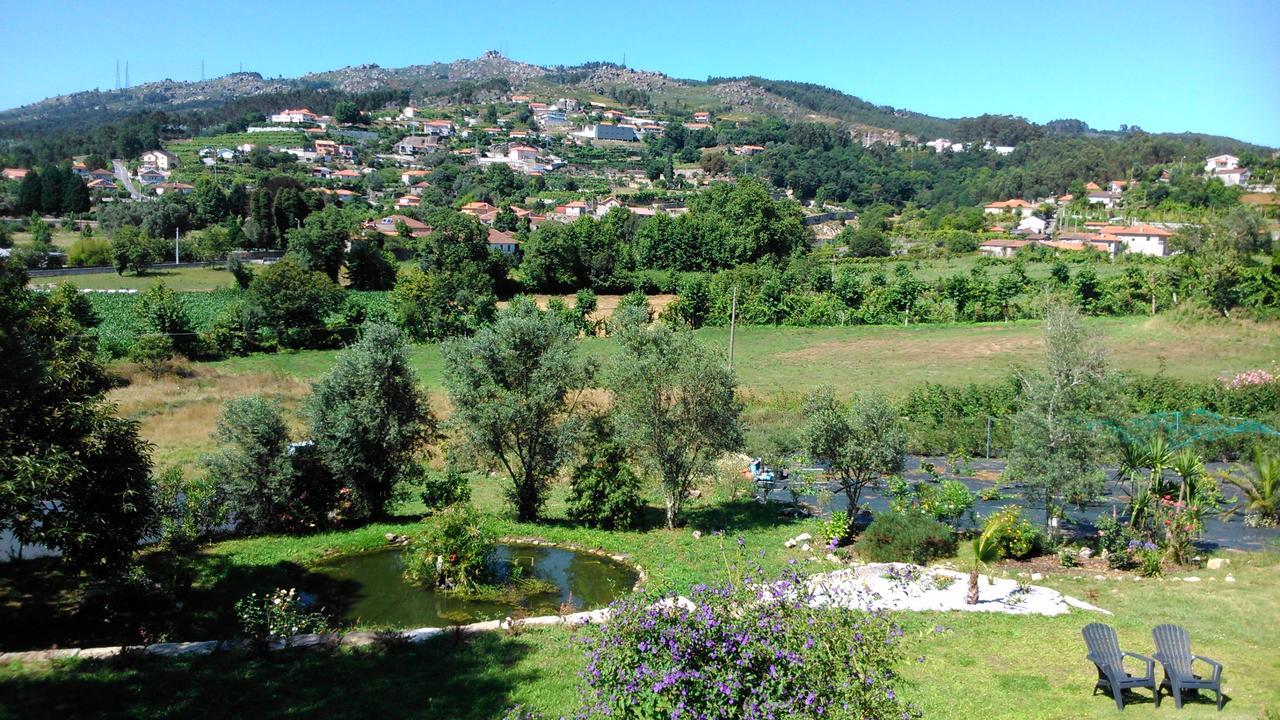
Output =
[{"x1": 309, "y1": 544, "x2": 638, "y2": 628}]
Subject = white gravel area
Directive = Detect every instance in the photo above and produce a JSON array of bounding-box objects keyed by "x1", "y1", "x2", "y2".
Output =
[{"x1": 805, "y1": 562, "x2": 1110, "y2": 616}]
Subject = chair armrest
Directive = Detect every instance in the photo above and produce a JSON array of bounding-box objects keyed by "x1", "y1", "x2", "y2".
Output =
[
  {"x1": 1122, "y1": 651, "x2": 1155, "y2": 676},
  {"x1": 1193, "y1": 655, "x2": 1222, "y2": 682}
]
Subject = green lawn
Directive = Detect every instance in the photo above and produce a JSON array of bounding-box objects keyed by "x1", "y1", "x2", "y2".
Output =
[
  {"x1": 30, "y1": 266, "x2": 236, "y2": 291},
  {"x1": 2, "y1": 471, "x2": 1277, "y2": 719}
]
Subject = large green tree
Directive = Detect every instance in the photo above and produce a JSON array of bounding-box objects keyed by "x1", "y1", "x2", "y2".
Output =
[
  {"x1": 607, "y1": 313, "x2": 743, "y2": 528},
  {"x1": 286, "y1": 204, "x2": 351, "y2": 282},
  {"x1": 245, "y1": 256, "x2": 344, "y2": 348},
  {"x1": 0, "y1": 260, "x2": 154, "y2": 575},
  {"x1": 443, "y1": 299, "x2": 591, "y2": 522},
  {"x1": 305, "y1": 323, "x2": 434, "y2": 520}
]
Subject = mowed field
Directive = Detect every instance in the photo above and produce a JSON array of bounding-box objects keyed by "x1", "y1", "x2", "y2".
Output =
[{"x1": 116, "y1": 315, "x2": 1280, "y2": 471}]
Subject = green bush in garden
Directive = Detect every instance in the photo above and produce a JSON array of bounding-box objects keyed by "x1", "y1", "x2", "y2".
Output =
[{"x1": 855, "y1": 510, "x2": 956, "y2": 564}]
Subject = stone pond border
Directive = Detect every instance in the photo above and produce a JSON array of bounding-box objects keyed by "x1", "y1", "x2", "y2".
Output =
[{"x1": 0, "y1": 537, "x2": 646, "y2": 665}]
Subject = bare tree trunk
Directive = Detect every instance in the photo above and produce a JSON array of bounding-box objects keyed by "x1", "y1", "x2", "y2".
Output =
[{"x1": 967, "y1": 568, "x2": 980, "y2": 605}]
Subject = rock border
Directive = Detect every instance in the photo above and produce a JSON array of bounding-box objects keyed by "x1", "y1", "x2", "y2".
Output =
[{"x1": 0, "y1": 538, "x2": 644, "y2": 665}]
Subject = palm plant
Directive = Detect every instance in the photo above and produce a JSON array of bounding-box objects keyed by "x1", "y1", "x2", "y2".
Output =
[
  {"x1": 1171, "y1": 447, "x2": 1206, "y2": 505},
  {"x1": 1146, "y1": 433, "x2": 1174, "y2": 495},
  {"x1": 966, "y1": 520, "x2": 1005, "y2": 605},
  {"x1": 1219, "y1": 446, "x2": 1280, "y2": 527}
]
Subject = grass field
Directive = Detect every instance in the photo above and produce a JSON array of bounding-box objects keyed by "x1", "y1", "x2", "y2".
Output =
[
  {"x1": 112, "y1": 314, "x2": 1280, "y2": 473},
  {"x1": 30, "y1": 266, "x2": 236, "y2": 291}
]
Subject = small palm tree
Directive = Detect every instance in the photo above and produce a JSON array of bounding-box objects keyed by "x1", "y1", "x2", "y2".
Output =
[
  {"x1": 1171, "y1": 447, "x2": 1206, "y2": 504},
  {"x1": 1220, "y1": 446, "x2": 1280, "y2": 527},
  {"x1": 967, "y1": 520, "x2": 1005, "y2": 605}
]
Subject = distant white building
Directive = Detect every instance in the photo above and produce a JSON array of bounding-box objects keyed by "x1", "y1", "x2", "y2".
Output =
[
  {"x1": 271, "y1": 108, "x2": 320, "y2": 124},
  {"x1": 1211, "y1": 167, "x2": 1251, "y2": 187},
  {"x1": 1204, "y1": 154, "x2": 1239, "y2": 173},
  {"x1": 574, "y1": 124, "x2": 638, "y2": 142},
  {"x1": 1101, "y1": 224, "x2": 1172, "y2": 257},
  {"x1": 140, "y1": 150, "x2": 178, "y2": 171}
]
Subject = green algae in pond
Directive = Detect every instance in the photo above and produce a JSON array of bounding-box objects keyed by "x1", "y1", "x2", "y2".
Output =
[{"x1": 309, "y1": 544, "x2": 637, "y2": 628}]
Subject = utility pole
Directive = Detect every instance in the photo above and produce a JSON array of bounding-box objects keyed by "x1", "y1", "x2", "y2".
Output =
[
  {"x1": 174, "y1": 228, "x2": 180, "y2": 265},
  {"x1": 727, "y1": 286, "x2": 738, "y2": 371}
]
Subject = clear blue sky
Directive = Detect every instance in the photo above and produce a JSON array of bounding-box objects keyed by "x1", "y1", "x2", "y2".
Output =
[{"x1": 3, "y1": 0, "x2": 1278, "y2": 146}]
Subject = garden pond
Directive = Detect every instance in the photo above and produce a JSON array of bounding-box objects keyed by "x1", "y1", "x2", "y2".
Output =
[{"x1": 307, "y1": 544, "x2": 638, "y2": 628}]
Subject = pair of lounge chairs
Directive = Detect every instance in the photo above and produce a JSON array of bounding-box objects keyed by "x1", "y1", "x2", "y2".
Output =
[{"x1": 1082, "y1": 623, "x2": 1225, "y2": 711}]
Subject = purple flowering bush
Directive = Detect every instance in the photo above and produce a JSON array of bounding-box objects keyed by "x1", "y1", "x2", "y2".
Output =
[{"x1": 577, "y1": 571, "x2": 918, "y2": 720}]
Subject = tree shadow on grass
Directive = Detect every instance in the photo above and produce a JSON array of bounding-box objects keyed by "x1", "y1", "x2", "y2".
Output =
[
  {"x1": 683, "y1": 497, "x2": 808, "y2": 534},
  {"x1": 0, "y1": 632, "x2": 545, "y2": 720},
  {"x1": 0, "y1": 553, "x2": 364, "y2": 652}
]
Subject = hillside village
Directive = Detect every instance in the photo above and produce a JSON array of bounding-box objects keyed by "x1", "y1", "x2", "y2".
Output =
[{"x1": 4, "y1": 65, "x2": 1275, "y2": 270}]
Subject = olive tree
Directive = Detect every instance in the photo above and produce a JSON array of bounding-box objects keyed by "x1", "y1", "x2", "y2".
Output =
[
  {"x1": 443, "y1": 298, "x2": 591, "y2": 522},
  {"x1": 1005, "y1": 304, "x2": 1109, "y2": 528},
  {"x1": 608, "y1": 315, "x2": 743, "y2": 528},
  {"x1": 803, "y1": 388, "x2": 906, "y2": 533},
  {"x1": 306, "y1": 323, "x2": 434, "y2": 520}
]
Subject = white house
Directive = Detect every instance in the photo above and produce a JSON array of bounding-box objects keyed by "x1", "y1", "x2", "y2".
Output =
[
  {"x1": 270, "y1": 108, "x2": 320, "y2": 124},
  {"x1": 1212, "y1": 167, "x2": 1251, "y2": 187},
  {"x1": 136, "y1": 168, "x2": 167, "y2": 185},
  {"x1": 983, "y1": 199, "x2": 1034, "y2": 218},
  {"x1": 1204, "y1": 154, "x2": 1239, "y2": 173},
  {"x1": 1086, "y1": 191, "x2": 1121, "y2": 209},
  {"x1": 1100, "y1": 224, "x2": 1172, "y2": 257},
  {"x1": 1017, "y1": 215, "x2": 1047, "y2": 234},
  {"x1": 140, "y1": 150, "x2": 178, "y2": 171},
  {"x1": 508, "y1": 145, "x2": 539, "y2": 162}
]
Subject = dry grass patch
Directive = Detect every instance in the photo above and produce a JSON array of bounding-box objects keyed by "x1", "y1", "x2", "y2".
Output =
[{"x1": 109, "y1": 366, "x2": 311, "y2": 470}]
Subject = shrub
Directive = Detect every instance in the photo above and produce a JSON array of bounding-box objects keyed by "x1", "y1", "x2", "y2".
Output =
[
  {"x1": 68, "y1": 236, "x2": 111, "y2": 267},
  {"x1": 420, "y1": 465, "x2": 472, "y2": 513},
  {"x1": 153, "y1": 466, "x2": 224, "y2": 552},
  {"x1": 234, "y1": 588, "x2": 330, "y2": 644},
  {"x1": 129, "y1": 334, "x2": 176, "y2": 377},
  {"x1": 916, "y1": 480, "x2": 975, "y2": 526},
  {"x1": 819, "y1": 510, "x2": 850, "y2": 546},
  {"x1": 983, "y1": 505, "x2": 1044, "y2": 560},
  {"x1": 403, "y1": 504, "x2": 496, "y2": 592},
  {"x1": 855, "y1": 510, "x2": 956, "y2": 564},
  {"x1": 567, "y1": 415, "x2": 644, "y2": 530},
  {"x1": 578, "y1": 572, "x2": 917, "y2": 720},
  {"x1": 1095, "y1": 513, "x2": 1142, "y2": 570}
]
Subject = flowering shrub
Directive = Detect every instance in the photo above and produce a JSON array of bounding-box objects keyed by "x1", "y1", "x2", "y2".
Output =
[
  {"x1": 1096, "y1": 513, "x2": 1142, "y2": 570},
  {"x1": 1227, "y1": 369, "x2": 1275, "y2": 388},
  {"x1": 882, "y1": 564, "x2": 927, "y2": 595},
  {"x1": 234, "y1": 588, "x2": 329, "y2": 643},
  {"x1": 1152, "y1": 495, "x2": 1203, "y2": 565},
  {"x1": 577, "y1": 572, "x2": 918, "y2": 720},
  {"x1": 982, "y1": 506, "x2": 1043, "y2": 560}
]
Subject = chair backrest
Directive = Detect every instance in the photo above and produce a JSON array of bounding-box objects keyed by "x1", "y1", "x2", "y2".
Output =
[
  {"x1": 1082, "y1": 623, "x2": 1123, "y2": 675},
  {"x1": 1152, "y1": 624, "x2": 1194, "y2": 677}
]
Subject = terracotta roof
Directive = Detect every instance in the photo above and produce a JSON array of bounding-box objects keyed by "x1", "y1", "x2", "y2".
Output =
[
  {"x1": 980, "y1": 238, "x2": 1029, "y2": 248},
  {"x1": 487, "y1": 228, "x2": 521, "y2": 245},
  {"x1": 1101, "y1": 224, "x2": 1172, "y2": 237}
]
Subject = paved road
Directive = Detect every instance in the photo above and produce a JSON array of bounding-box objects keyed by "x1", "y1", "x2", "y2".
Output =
[{"x1": 111, "y1": 158, "x2": 142, "y2": 200}]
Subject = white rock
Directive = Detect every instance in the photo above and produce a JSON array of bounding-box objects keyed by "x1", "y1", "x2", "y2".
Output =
[
  {"x1": 1207, "y1": 558, "x2": 1228, "y2": 570},
  {"x1": 784, "y1": 539, "x2": 797, "y2": 548},
  {"x1": 1225, "y1": 574, "x2": 1236, "y2": 583},
  {"x1": 1183, "y1": 576, "x2": 1201, "y2": 583},
  {"x1": 1078, "y1": 548, "x2": 1093, "y2": 559},
  {"x1": 794, "y1": 533, "x2": 812, "y2": 543},
  {"x1": 825, "y1": 553, "x2": 840, "y2": 563},
  {"x1": 1030, "y1": 573, "x2": 1043, "y2": 581},
  {"x1": 801, "y1": 543, "x2": 811, "y2": 552},
  {"x1": 691, "y1": 530, "x2": 702, "y2": 539},
  {"x1": 1093, "y1": 575, "x2": 1105, "y2": 581}
]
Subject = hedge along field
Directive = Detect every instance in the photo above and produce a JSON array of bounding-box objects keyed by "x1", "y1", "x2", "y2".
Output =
[{"x1": 86, "y1": 290, "x2": 395, "y2": 359}]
